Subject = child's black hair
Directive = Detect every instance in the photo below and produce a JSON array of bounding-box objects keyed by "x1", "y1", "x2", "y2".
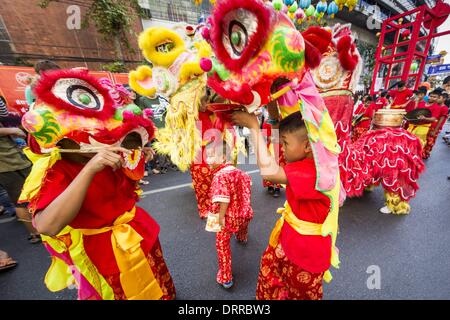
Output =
[
  {"x1": 416, "y1": 86, "x2": 428, "y2": 95},
  {"x1": 443, "y1": 76, "x2": 450, "y2": 86},
  {"x1": 397, "y1": 80, "x2": 406, "y2": 88},
  {"x1": 417, "y1": 85, "x2": 428, "y2": 93},
  {"x1": 433, "y1": 87, "x2": 445, "y2": 95},
  {"x1": 429, "y1": 89, "x2": 441, "y2": 96},
  {"x1": 279, "y1": 111, "x2": 306, "y2": 136},
  {"x1": 34, "y1": 60, "x2": 61, "y2": 74}
]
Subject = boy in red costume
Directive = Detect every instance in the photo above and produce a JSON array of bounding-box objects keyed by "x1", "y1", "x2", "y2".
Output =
[
  {"x1": 191, "y1": 87, "x2": 232, "y2": 219},
  {"x1": 206, "y1": 140, "x2": 253, "y2": 289},
  {"x1": 406, "y1": 87, "x2": 427, "y2": 113},
  {"x1": 233, "y1": 111, "x2": 334, "y2": 300},
  {"x1": 388, "y1": 81, "x2": 414, "y2": 109}
]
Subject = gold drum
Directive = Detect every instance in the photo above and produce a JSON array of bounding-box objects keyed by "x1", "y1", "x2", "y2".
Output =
[{"x1": 373, "y1": 109, "x2": 406, "y2": 129}]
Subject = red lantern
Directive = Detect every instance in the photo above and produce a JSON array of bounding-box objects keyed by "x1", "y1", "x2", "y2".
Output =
[{"x1": 401, "y1": 29, "x2": 410, "y2": 39}]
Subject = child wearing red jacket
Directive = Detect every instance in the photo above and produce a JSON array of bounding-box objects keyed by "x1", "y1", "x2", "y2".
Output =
[
  {"x1": 206, "y1": 140, "x2": 253, "y2": 289},
  {"x1": 233, "y1": 111, "x2": 336, "y2": 300}
]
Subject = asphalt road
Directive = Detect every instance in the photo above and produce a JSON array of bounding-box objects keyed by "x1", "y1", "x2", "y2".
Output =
[{"x1": 1, "y1": 127, "x2": 449, "y2": 300}]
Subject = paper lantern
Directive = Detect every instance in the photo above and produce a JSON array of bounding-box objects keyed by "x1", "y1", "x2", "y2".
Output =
[
  {"x1": 273, "y1": 0, "x2": 283, "y2": 11},
  {"x1": 315, "y1": 10, "x2": 325, "y2": 21},
  {"x1": 288, "y1": 1, "x2": 298, "y2": 13},
  {"x1": 317, "y1": 0, "x2": 328, "y2": 13},
  {"x1": 299, "y1": 0, "x2": 311, "y2": 9},
  {"x1": 305, "y1": 4, "x2": 315, "y2": 16},
  {"x1": 336, "y1": 0, "x2": 346, "y2": 10},
  {"x1": 295, "y1": 8, "x2": 306, "y2": 20},
  {"x1": 345, "y1": 0, "x2": 357, "y2": 11},
  {"x1": 327, "y1": 1, "x2": 339, "y2": 18}
]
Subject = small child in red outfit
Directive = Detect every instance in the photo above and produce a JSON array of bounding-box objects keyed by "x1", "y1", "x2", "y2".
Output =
[{"x1": 205, "y1": 140, "x2": 253, "y2": 289}]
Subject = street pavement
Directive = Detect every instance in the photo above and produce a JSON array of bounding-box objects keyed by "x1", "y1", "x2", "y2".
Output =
[{"x1": 1, "y1": 127, "x2": 449, "y2": 300}]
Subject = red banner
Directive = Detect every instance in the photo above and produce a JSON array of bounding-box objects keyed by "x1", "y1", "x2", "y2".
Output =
[
  {"x1": 0, "y1": 67, "x2": 130, "y2": 114},
  {"x1": 89, "y1": 71, "x2": 113, "y2": 81},
  {"x1": 0, "y1": 66, "x2": 36, "y2": 114},
  {"x1": 112, "y1": 73, "x2": 129, "y2": 85}
]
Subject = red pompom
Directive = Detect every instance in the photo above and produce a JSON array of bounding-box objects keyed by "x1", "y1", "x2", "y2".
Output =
[
  {"x1": 336, "y1": 36, "x2": 359, "y2": 71},
  {"x1": 301, "y1": 26, "x2": 332, "y2": 69},
  {"x1": 302, "y1": 26, "x2": 332, "y2": 54},
  {"x1": 122, "y1": 110, "x2": 134, "y2": 121},
  {"x1": 303, "y1": 40, "x2": 322, "y2": 69},
  {"x1": 143, "y1": 108, "x2": 153, "y2": 119}
]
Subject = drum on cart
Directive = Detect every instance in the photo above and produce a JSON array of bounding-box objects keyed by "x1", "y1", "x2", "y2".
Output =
[{"x1": 372, "y1": 109, "x2": 406, "y2": 129}]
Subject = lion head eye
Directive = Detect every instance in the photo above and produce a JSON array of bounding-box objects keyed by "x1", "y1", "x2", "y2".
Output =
[
  {"x1": 210, "y1": 0, "x2": 271, "y2": 72},
  {"x1": 52, "y1": 78, "x2": 104, "y2": 111},
  {"x1": 222, "y1": 9, "x2": 258, "y2": 60}
]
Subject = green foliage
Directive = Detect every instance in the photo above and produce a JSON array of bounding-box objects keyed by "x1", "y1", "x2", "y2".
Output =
[
  {"x1": 101, "y1": 61, "x2": 127, "y2": 73},
  {"x1": 13, "y1": 57, "x2": 34, "y2": 67},
  {"x1": 357, "y1": 42, "x2": 377, "y2": 87}
]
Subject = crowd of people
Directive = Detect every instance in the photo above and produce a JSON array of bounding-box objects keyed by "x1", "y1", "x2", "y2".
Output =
[{"x1": 351, "y1": 77, "x2": 450, "y2": 159}]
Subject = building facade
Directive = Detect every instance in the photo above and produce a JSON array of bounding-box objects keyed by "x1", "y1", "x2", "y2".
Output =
[
  {"x1": 138, "y1": 0, "x2": 211, "y2": 29},
  {"x1": 0, "y1": 0, "x2": 144, "y2": 70}
]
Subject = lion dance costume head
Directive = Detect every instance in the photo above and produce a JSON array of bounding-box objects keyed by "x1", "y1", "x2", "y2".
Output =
[
  {"x1": 202, "y1": 0, "x2": 331, "y2": 113},
  {"x1": 128, "y1": 23, "x2": 219, "y2": 171},
  {"x1": 21, "y1": 69, "x2": 155, "y2": 182}
]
